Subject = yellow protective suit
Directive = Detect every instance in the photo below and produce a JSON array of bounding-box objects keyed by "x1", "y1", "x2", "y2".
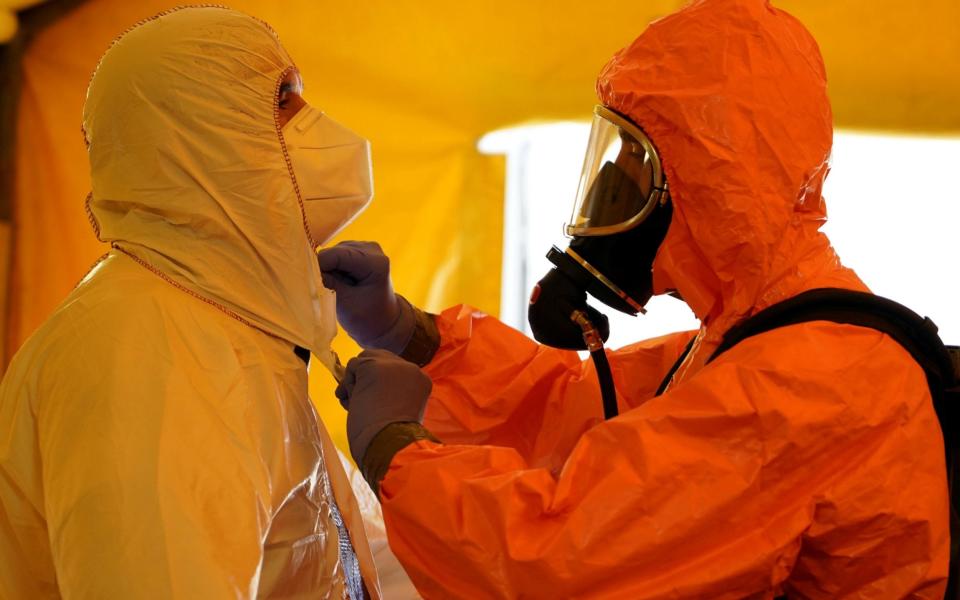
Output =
[
  {"x1": 0, "y1": 7, "x2": 384, "y2": 598},
  {"x1": 376, "y1": 1, "x2": 952, "y2": 597}
]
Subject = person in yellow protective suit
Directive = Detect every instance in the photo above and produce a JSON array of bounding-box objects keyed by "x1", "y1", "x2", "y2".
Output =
[
  {"x1": 0, "y1": 6, "x2": 416, "y2": 599},
  {"x1": 323, "y1": 0, "x2": 951, "y2": 597}
]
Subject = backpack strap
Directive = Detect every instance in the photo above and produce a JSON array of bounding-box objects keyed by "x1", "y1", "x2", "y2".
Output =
[{"x1": 709, "y1": 288, "x2": 957, "y2": 431}]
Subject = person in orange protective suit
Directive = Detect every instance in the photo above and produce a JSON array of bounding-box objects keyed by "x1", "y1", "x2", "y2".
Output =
[
  {"x1": 323, "y1": 0, "x2": 952, "y2": 597},
  {"x1": 0, "y1": 6, "x2": 423, "y2": 599}
]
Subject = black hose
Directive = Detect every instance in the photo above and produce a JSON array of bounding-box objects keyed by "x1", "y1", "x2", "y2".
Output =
[
  {"x1": 570, "y1": 309, "x2": 619, "y2": 420},
  {"x1": 590, "y1": 348, "x2": 618, "y2": 420}
]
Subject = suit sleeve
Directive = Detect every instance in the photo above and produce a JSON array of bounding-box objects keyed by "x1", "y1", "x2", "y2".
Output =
[
  {"x1": 382, "y1": 323, "x2": 950, "y2": 599},
  {"x1": 422, "y1": 305, "x2": 695, "y2": 470}
]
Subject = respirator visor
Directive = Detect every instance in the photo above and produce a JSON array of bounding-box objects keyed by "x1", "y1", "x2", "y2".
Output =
[{"x1": 567, "y1": 105, "x2": 668, "y2": 237}]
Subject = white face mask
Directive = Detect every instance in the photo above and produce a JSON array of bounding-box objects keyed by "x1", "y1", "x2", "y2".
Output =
[{"x1": 282, "y1": 105, "x2": 374, "y2": 247}]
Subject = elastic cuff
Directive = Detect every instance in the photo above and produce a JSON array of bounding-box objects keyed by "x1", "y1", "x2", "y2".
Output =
[
  {"x1": 361, "y1": 422, "x2": 440, "y2": 497},
  {"x1": 399, "y1": 305, "x2": 441, "y2": 367}
]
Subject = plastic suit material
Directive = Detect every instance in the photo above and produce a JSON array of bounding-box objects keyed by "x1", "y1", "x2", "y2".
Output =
[
  {"x1": 0, "y1": 7, "x2": 385, "y2": 598},
  {"x1": 376, "y1": 1, "x2": 951, "y2": 597}
]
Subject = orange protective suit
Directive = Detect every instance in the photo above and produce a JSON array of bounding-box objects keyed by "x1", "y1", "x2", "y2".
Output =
[
  {"x1": 378, "y1": 1, "x2": 951, "y2": 597},
  {"x1": 0, "y1": 7, "x2": 402, "y2": 598}
]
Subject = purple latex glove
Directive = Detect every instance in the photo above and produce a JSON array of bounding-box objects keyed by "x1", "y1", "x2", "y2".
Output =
[
  {"x1": 335, "y1": 349, "x2": 433, "y2": 465},
  {"x1": 317, "y1": 241, "x2": 415, "y2": 353}
]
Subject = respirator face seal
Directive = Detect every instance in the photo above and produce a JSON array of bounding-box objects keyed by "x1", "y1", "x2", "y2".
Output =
[
  {"x1": 567, "y1": 105, "x2": 669, "y2": 238},
  {"x1": 528, "y1": 105, "x2": 673, "y2": 351}
]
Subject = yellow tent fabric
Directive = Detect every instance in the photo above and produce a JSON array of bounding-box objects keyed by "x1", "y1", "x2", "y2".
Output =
[{"x1": 8, "y1": 0, "x2": 960, "y2": 453}]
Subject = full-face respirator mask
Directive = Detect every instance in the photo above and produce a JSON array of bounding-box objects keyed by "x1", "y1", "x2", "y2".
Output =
[{"x1": 528, "y1": 106, "x2": 673, "y2": 418}]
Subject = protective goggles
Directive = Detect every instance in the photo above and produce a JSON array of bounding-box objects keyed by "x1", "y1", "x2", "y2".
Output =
[{"x1": 567, "y1": 105, "x2": 669, "y2": 237}]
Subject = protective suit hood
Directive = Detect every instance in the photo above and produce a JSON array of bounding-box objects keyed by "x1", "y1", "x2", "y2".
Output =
[
  {"x1": 82, "y1": 6, "x2": 338, "y2": 368},
  {"x1": 598, "y1": 0, "x2": 850, "y2": 342}
]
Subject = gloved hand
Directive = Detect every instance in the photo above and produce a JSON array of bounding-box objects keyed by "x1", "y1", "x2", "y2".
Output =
[
  {"x1": 336, "y1": 349, "x2": 433, "y2": 466},
  {"x1": 317, "y1": 241, "x2": 416, "y2": 353}
]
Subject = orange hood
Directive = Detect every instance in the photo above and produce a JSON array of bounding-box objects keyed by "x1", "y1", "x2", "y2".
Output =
[{"x1": 598, "y1": 0, "x2": 863, "y2": 345}]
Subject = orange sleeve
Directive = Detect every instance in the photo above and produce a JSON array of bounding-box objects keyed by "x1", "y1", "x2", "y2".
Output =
[
  {"x1": 384, "y1": 323, "x2": 949, "y2": 598},
  {"x1": 421, "y1": 305, "x2": 694, "y2": 471}
]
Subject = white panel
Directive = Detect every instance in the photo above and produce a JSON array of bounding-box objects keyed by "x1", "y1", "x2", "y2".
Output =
[{"x1": 482, "y1": 126, "x2": 960, "y2": 347}]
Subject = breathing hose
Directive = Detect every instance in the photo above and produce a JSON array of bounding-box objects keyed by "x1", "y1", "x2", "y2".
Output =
[{"x1": 571, "y1": 310, "x2": 618, "y2": 420}]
